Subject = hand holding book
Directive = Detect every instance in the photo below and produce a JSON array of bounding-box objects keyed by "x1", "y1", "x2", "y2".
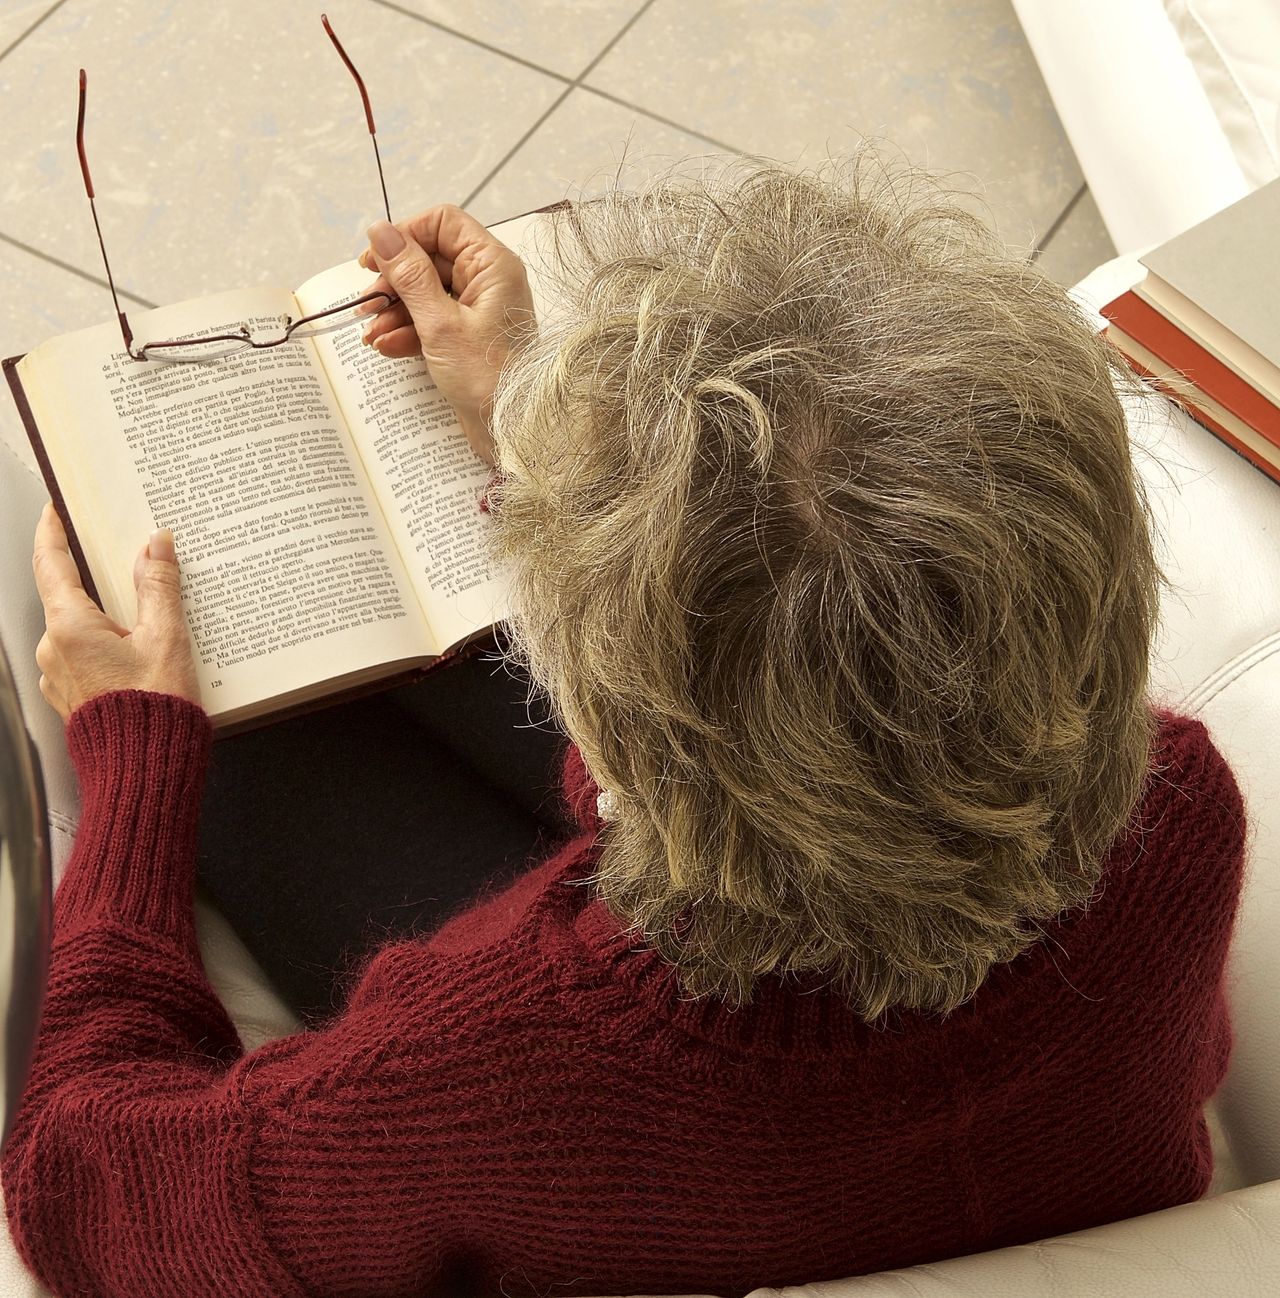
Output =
[
  {"x1": 31, "y1": 503, "x2": 199, "y2": 723},
  {"x1": 5, "y1": 205, "x2": 549, "y2": 735},
  {"x1": 7, "y1": 6, "x2": 559, "y2": 737},
  {"x1": 356, "y1": 206, "x2": 537, "y2": 467}
]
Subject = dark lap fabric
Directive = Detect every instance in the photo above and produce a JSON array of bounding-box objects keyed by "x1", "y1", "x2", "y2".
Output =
[{"x1": 194, "y1": 636, "x2": 572, "y2": 1025}]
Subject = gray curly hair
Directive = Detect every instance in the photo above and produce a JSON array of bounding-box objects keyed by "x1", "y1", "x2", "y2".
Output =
[{"x1": 486, "y1": 146, "x2": 1171, "y2": 1022}]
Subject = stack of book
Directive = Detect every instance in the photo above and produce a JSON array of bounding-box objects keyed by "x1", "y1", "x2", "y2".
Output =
[{"x1": 1100, "y1": 176, "x2": 1279, "y2": 488}]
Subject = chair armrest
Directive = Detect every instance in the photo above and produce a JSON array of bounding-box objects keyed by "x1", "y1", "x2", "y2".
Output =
[
  {"x1": 1010, "y1": 0, "x2": 1250, "y2": 253},
  {"x1": 745, "y1": 1178, "x2": 1280, "y2": 1298}
]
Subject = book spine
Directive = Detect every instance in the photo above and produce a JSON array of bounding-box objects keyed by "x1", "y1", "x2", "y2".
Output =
[
  {"x1": 1100, "y1": 292, "x2": 1280, "y2": 449},
  {"x1": 1108, "y1": 344, "x2": 1280, "y2": 489},
  {"x1": 3, "y1": 354, "x2": 104, "y2": 609},
  {"x1": 211, "y1": 629, "x2": 499, "y2": 741}
]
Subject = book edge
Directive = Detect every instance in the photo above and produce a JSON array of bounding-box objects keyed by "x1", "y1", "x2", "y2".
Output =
[
  {"x1": 211, "y1": 627, "x2": 498, "y2": 739},
  {"x1": 1105, "y1": 331, "x2": 1280, "y2": 485},
  {"x1": 3, "y1": 354, "x2": 104, "y2": 609},
  {"x1": 1099, "y1": 294, "x2": 1280, "y2": 445},
  {"x1": 1138, "y1": 273, "x2": 1280, "y2": 405},
  {"x1": 1137, "y1": 179, "x2": 1280, "y2": 369}
]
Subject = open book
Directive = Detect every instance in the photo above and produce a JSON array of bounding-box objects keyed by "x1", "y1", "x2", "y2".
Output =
[{"x1": 4, "y1": 209, "x2": 551, "y2": 736}]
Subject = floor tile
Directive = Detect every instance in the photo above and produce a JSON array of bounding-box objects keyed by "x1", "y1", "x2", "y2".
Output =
[
  {"x1": 585, "y1": 0, "x2": 1081, "y2": 253},
  {"x1": 0, "y1": 0, "x2": 563, "y2": 307},
  {"x1": 1032, "y1": 187, "x2": 1118, "y2": 291},
  {"x1": 381, "y1": 0, "x2": 643, "y2": 80},
  {"x1": 466, "y1": 87, "x2": 734, "y2": 228},
  {"x1": 0, "y1": 0, "x2": 57, "y2": 58},
  {"x1": 0, "y1": 238, "x2": 149, "y2": 478}
]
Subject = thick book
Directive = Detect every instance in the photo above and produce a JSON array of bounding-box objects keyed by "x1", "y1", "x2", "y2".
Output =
[
  {"x1": 1095, "y1": 289, "x2": 1277, "y2": 456},
  {"x1": 1098, "y1": 177, "x2": 1280, "y2": 487},
  {"x1": 1101, "y1": 323, "x2": 1280, "y2": 488},
  {"x1": 1137, "y1": 176, "x2": 1280, "y2": 408},
  {"x1": 5, "y1": 208, "x2": 551, "y2": 737}
]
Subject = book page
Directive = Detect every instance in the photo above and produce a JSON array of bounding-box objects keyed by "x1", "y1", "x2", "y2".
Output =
[
  {"x1": 23, "y1": 285, "x2": 432, "y2": 721},
  {"x1": 295, "y1": 263, "x2": 510, "y2": 655},
  {"x1": 1139, "y1": 178, "x2": 1280, "y2": 373}
]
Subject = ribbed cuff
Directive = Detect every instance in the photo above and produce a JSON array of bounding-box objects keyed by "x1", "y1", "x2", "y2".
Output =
[{"x1": 59, "y1": 690, "x2": 213, "y2": 940}]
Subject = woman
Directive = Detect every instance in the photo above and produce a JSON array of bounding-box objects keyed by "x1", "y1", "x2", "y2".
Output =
[{"x1": 3, "y1": 152, "x2": 1249, "y2": 1298}]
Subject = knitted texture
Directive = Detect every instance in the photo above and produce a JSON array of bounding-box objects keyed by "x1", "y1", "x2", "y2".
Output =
[{"x1": 1, "y1": 690, "x2": 1248, "y2": 1298}]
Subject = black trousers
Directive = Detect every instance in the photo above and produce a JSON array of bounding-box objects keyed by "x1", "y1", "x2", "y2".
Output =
[{"x1": 194, "y1": 633, "x2": 573, "y2": 1025}]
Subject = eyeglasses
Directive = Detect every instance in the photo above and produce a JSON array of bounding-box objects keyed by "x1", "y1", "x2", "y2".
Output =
[{"x1": 76, "y1": 13, "x2": 400, "y2": 364}]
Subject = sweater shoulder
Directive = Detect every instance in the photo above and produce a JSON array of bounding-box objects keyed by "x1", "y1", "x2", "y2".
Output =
[
  {"x1": 1147, "y1": 707, "x2": 1247, "y2": 848},
  {"x1": 1122, "y1": 706, "x2": 1249, "y2": 923},
  {"x1": 418, "y1": 832, "x2": 599, "y2": 962}
]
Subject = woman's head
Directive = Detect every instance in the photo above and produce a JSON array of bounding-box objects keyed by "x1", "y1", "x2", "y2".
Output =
[{"x1": 487, "y1": 147, "x2": 1168, "y2": 1022}]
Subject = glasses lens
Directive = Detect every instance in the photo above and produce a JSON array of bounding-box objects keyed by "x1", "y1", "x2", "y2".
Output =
[
  {"x1": 141, "y1": 336, "x2": 253, "y2": 364},
  {"x1": 291, "y1": 294, "x2": 394, "y2": 340}
]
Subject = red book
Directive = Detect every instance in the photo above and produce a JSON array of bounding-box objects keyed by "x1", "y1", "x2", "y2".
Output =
[
  {"x1": 1103, "y1": 343, "x2": 1280, "y2": 488},
  {"x1": 1101, "y1": 291, "x2": 1280, "y2": 449}
]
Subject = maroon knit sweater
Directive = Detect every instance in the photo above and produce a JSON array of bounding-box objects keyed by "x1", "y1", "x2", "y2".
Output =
[{"x1": 1, "y1": 691, "x2": 1248, "y2": 1298}]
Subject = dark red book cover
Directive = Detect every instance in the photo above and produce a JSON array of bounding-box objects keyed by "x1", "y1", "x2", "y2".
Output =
[
  {"x1": 1100, "y1": 290, "x2": 1280, "y2": 451},
  {"x1": 1099, "y1": 336, "x2": 1280, "y2": 488}
]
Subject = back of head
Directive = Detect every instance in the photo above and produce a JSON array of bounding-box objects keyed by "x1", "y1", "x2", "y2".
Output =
[{"x1": 488, "y1": 146, "x2": 1169, "y2": 1023}]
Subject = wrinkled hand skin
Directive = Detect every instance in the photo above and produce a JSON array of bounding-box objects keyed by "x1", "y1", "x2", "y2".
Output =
[
  {"x1": 32, "y1": 503, "x2": 201, "y2": 721},
  {"x1": 357, "y1": 203, "x2": 537, "y2": 467}
]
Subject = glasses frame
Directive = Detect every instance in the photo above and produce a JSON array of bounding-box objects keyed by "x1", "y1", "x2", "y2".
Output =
[{"x1": 76, "y1": 12, "x2": 400, "y2": 363}]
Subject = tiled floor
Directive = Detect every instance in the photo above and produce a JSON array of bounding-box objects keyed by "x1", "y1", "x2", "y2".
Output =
[{"x1": 0, "y1": 0, "x2": 1117, "y2": 474}]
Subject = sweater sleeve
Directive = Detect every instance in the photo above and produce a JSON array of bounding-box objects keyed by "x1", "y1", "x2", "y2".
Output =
[
  {"x1": 1, "y1": 691, "x2": 482, "y2": 1297},
  {"x1": 1182, "y1": 720, "x2": 1250, "y2": 1104},
  {"x1": 0, "y1": 692, "x2": 297, "y2": 1296},
  {"x1": 0, "y1": 700, "x2": 308, "y2": 1298}
]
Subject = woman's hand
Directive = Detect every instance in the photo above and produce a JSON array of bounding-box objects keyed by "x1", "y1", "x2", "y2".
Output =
[
  {"x1": 32, "y1": 503, "x2": 201, "y2": 722},
  {"x1": 356, "y1": 205, "x2": 535, "y2": 466}
]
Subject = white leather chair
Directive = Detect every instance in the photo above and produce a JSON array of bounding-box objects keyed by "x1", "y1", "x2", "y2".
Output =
[
  {"x1": 2, "y1": 246, "x2": 1279, "y2": 1292},
  {"x1": 1010, "y1": 0, "x2": 1280, "y2": 256}
]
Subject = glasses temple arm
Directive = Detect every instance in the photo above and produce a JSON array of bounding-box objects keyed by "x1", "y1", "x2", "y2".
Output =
[
  {"x1": 369, "y1": 134, "x2": 390, "y2": 226},
  {"x1": 77, "y1": 70, "x2": 134, "y2": 353},
  {"x1": 321, "y1": 14, "x2": 391, "y2": 223}
]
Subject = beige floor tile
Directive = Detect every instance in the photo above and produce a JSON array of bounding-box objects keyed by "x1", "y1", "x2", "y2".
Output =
[
  {"x1": 585, "y1": 0, "x2": 1081, "y2": 253},
  {"x1": 0, "y1": 239, "x2": 149, "y2": 479},
  {"x1": 467, "y1": 87, "x2": 733, "y2": 228},
  {"x1": 1033, "y1": 187, "x2": 1118, "y2": 291},
  {"x1": 0, "y1": 0, "x2": 55, "y2": 56},
  {"x1": 383, "y1": 0, "x2": 643, "y2": 80},
  {"x1": 0, "y1": 0, "x2": 563, "y2": 308}
]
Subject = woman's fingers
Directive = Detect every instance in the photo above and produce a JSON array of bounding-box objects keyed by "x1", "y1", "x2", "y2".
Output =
[
  {"x1": 421, "y1": 204, "x2": 511, "y2": 264},
  {"x1": 367, "y1": 324, "x2": 423, "y2": 359},
  {"x1": 355, "y1": 272, "x2": 396, "y2": 307},
  {"x1": 361, "y1": 300, "x2": 412, "y2": 339},
  {"x1": 358, "y1": 245, "x2": 454, "y2": 289},
  {"x1": 356, "y1": 203, "x2": 512, "y2": 286}
]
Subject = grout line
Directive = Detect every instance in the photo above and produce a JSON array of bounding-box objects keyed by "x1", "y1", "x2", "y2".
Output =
[
  {"x1": 0, "y1": 231, "x2": 157, "y2": 309},
  {"x1": 6, "y1": 0, "x2": 729, "y2": 303},
  {"x1": 572, "y1": 0, "x2": 660, "y2": 82},
  {"x1": 577, "y1": 83, "x2": 745, "y2": 156},
  {"x1": 1029, "y1": 181, "x2": 1088, "y2": 262},
  {"x1": 463, "y1": 0, "x2": 690, "y2": 210},
  {"x1": 460, "y1": 86, "x2": 576, "y2": 209},
  {"x1": 0, "y1": 0, "x2": 70, "y2": 67},
  {"x1": 368, "y1": 0, "x2": 743, "y2": 207},
  {"x1": 369, "y1": 0, "x2": 572, "y2": 85}
]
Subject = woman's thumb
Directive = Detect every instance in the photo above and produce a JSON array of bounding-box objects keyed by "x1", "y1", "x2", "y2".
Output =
[
  {"x1": 367, "y1": 220, "x2": 446, "y2": 316},
  {"x1": 134, "y1": 528, "x2": 184, "y2": 626},
  {"x1": 149, "y1": 527, "x2": 175, "y2": 565}
]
